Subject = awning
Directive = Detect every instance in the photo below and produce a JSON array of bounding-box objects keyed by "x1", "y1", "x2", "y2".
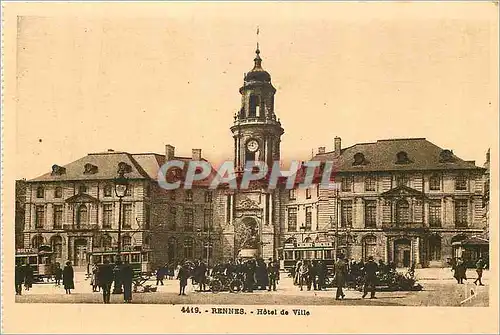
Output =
[{"x1": 452, "y1": 237, "x2": 489, "y2": 247}]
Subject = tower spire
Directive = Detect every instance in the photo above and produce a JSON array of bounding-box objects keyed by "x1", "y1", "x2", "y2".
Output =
[{"x1": 254, "y1": 26, "x2": 262, "y2": 69}]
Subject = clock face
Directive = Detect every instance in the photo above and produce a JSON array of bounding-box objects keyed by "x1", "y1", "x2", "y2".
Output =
[{"x1": 246, "y1": 139, "x2": 259, "y2": 152}]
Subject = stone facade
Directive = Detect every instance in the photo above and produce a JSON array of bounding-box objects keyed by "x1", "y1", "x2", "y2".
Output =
[{"x1": 17, "y1": 47, "x2": 489, "y2": 269}]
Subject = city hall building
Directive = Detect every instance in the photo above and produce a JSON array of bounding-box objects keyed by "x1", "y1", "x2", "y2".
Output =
[{"x1": 16, "y1": 47, "x2": 489, "y2": 271}]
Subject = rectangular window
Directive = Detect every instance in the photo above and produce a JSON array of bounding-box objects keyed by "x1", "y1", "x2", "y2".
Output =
[
  {"x1": 341, "y1": 200, "x2": 353, "y2": 227},
  {"x1": 169, "y1": 206, "x2": 177, "y2": 230},
  {"x1": 306, "y1": 188, "x2": 311, "y2": 199},
  {"x1": 397, "y1": 174, "x2": 409, "y2": 187},
  {"x1": 341, "y1": 177, "x2": 352, "y2": 192},
  {"x1": 36, "y1": 187, "x2": 45, "y2": 199},
  {"x1": 289, "y1": 189, "x2": 296, "y2": 200},
  {"x1": 184, "y1": 208, "x2": 194, "y2": 231},
  {"x1": 365, "y1": 176, "x2": 376, "y2": 191},
  {"x1": 53, "y1": 205, "x2": 63, "y2": 229},
  {"x1": 125, "y1": 186, "x2": 132, "y2": 197},
  {"x1": 287, "y1": 208, "x2": 297, "y2": 231},
  {"x1": 35, "y1": 206, "x2": 45, "y2": 228},
  {"x1": 204, "y1": 209, "x2": 213, "y2": 231},
  {"x1": 226, "y1": 195, "x2": 231, "y2": 223},
  {"x1": 122, "y1": 204, "x2": 133, "y2": 229},
  {"x1": 103, "y1": 204, "x2": 113, "y2": 228},
  {"x1": 455, "y1": 175, "x2": 467, "y2": 191},
  {"x1": 429, "y1": 200, "x2": 442, "y2": 227},
  {"x1": 429, "y1": 175, "x2": 441, "y2": 191},
  {"x1": 205, "y1": 191, "x2": 212, "y2": 203},
  {"x1": 54, "y1": 187, "x2": 63, "y2": 198},
  {"x1": 455, "y1": 200, "x2": 468, "y2": 227},
  {"x1": 305, "y1": 207, "x2": 312, "y2": 231},
  {"x1": 185, "y1": 190, "x2": 193, "y2": 202},
  {"x1": 364, "y1": 200, "x2": 377, "y2": 227}
]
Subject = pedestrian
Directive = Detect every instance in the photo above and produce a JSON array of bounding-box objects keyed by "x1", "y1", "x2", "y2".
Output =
[
  {"x1": 156, "y1": 265, "x2": 164, "y2": 286},
  {"x1": 244, "y1": 259, "x2": 256, "y2": 293},
  {"x1": 197, "y1": 260, "x2": 207, "y2": 292},
  {"x1": 267, "y1": 259, "x2": 278, "y2": 292},
  {"x1": 362, "y1": 256, "x2": 378, "y2": 299},
  {"x1": 54, "y1": 262, "x2": 62, "y2": 287},
  {"x1": 474, "y1": 257, "x2": 485, "y2": 286},
  {"x1": 91, "y1": 264, "x2": 100, "y2": 292},
  {"x1": 98, "y1": 259, "x2": 114, "y2": 304},
  {"x1": 62, "y1": 261, "x2": 75, "y2": 294},
  {"x1": 453, "y1": 257, "x2": 467, "y2": 284},
  {"x1": 335, "y1": 254, "x2": 347, "y2": 300},
  {"x1": 23, "y1": 263, "x2": 34, "y2": 291},
  {"x1": 293, "y1": 259, "x2": 302, "y2": 285},
  {"x1": 15, "y1": 262, "x2": 25, "y2": 295},
  {"x1": 298, "y1": 260, "x2": 309, "y2": 291},
  {"x1": 177, "y1": 262, "x2": 189, "y2": 296},
  {"x1": 311, "y1": 260, "x2": 319, "y2": 290},
  {"x1": 121, "y1": 260, "x2": 134, "y2": 303}
]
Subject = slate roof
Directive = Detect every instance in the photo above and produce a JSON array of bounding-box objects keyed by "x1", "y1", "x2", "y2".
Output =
[{"x1": 311, "y1": 138, "x2": 483, "y2": 173}]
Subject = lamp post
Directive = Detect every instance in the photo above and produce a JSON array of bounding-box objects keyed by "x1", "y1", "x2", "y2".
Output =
[
  {"x1": 299, "y1": 224, "x2": 306, "y2": 243},
  {"x1": 112, "y1": 167, "x2": 129, "y2": 294},
  {"x1": 345, "y1": 225, "x2": 352, "y2": 260}
]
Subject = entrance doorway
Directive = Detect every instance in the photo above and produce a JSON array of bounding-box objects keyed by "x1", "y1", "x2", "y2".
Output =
[
  {"x1": 74, "y1": 238, "x2": 88, "y2": 267},
  {"x1": 394, "y1": 238, "x2": 411, "y2": 267}
]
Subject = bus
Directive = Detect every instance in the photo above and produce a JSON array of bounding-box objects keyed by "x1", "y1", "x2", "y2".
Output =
[
  {"x1": 282, "y1": 241, "x2": 336, "y2": 274},
  {"x1": 15, "y1": 245, "x2": 55, "y2": 282},
  {"x1": 88, "y1": 247, "x2": 153, "y2": 275}
]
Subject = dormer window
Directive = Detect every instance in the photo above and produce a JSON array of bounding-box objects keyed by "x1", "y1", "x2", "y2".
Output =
[
  {"x1": 51, "y1": 164, "x2": 66, "y2": 176},
  {"x1": 439, "y1": 149, "x2": 454, "y2": 163},
  {"x1": 353, "y1": 153, "x2": 367, "y2": 166},
  {"x1": 395, "y1": 151, "x2": 411, "y2": 164},
  {"x1": 83, "y1": 163, "x2": 98, "y2": 174}
]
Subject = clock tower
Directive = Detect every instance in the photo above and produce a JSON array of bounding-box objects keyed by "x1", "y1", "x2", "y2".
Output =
[{"x1": 231, "y1": 45, "x2": 284, "y2": 172}]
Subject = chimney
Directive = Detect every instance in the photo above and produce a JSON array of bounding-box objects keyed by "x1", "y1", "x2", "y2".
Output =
[
  {"x1": 318, "y1": 147, "x2": 326, "y2": 154},
  {"x1": 192, "y1": 149, "x2": 202, "y2": 161},
  {"x1": 165, "y1": 144, "x2": 175, "y2": 161},
  {"x1": 334, "y1": 137, "x2": 341, "y2": 156}
]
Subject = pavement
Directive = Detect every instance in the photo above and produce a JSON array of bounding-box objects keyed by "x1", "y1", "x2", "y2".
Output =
[{"x1": 14, "y1": 268, "x2": 489, "y2": 306}]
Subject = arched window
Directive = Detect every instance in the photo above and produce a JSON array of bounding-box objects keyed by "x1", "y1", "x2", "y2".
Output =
[
  {"x1": 122, "y1": 236, "x2": 132, "y2": 249},
  {"x1": 50, "y1": 236, "x2": 63, "y2": 258},
  {"x1": 78, "y1": 184, "x2": 87, "y2": 194},
  {"x1": 32, "y1": 235, "x2": 45, "y2": 249},
  {"x1": 104, "y1": 184, "x2": 113, "y2": 197},
  {"x1": 36, "y1": 186, "x2": 45, "y2": 198},
  {"x1": 362, "y1": 235, "x2": 377, "y2": 261},
  {"x1": 54, "y1": 187, "x2": 63, "y2": 198},
  {"x1": 303, "y1": 237, "x2": 313, "y2": 243},
  {"x1": 144, "y1": 235, "x2": 151, "y2": 247},
  {"x1": 184, "y1": 237, "x2": 194, "y2": 259},
  {"x1": 396, "y1": 200, "x2": 410, "y2": 224},
  {"x1": 248, "y1": 95, "x2": 260, "y2": 117},
  {"x1": 76, "y1": 205, "x2": 88, "y2": 226},
  {"x1": 102, "y1": 235, "x2": 112, "y2": 249},
  {"x1": 285, "y1": 237, "x2": 297, "y2": 244}
]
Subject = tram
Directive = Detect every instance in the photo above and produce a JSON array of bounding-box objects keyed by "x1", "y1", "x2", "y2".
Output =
[
  {"x1": 15, "y1": 245, "x2": 55, "y2": 282},
  {"x1": 282, "y1": 241, "x2": 336, "y2": 274},
  {"x1": 88, "y1": 246, "x2": 153, "y2": 275}
]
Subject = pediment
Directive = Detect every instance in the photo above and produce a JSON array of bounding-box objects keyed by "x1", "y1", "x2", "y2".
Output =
[
  {"x1": 65, "y1": 193, "x2": 99, "y2": 203},
  {"x1": 381, "y1": 185, "x2": 425, "y2": 198}
]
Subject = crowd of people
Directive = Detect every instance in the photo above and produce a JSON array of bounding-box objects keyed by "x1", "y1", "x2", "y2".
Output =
[
  {"x1": 88, "y1": 259, "x2": 136, "y2": 303},
  {"x1": 15, "y1": 260, "x2": 74, "y2": 295}
]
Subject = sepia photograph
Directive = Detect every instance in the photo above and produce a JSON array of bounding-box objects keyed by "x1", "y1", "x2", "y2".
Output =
[{"x1": 1, "y1": 1, "x2": 498, "y2": 334}]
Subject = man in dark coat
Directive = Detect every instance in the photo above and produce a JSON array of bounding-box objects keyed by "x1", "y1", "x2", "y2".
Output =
[
  {"x1": 54, "y1": 262, "x2": 63, "y2": 287},
  {"x1": 121, "y1": 260, "x2": 134, "y2": 303},
  {"x1": 197, "y1": 260, "x2": 208, "y2": 292},
  {"x1": 23, "y1": 263, "x2": 34, "y2": 291},
  {"x1": 453, "y1": 257, "x2": 467, "y2": 284},
  {"x1": 267, "y1": 259, "x2": 278, "y2": 291},
  {"x1": 177, "y1": 262, "x2": 189, "y2": 295},
  {"x1": 334, "y1": 254, "x2": 347, "y2": 300},
  {"x1": 244, "y1": 259, "x2": 256, "y2": 293},
  {"x1": 156, "y1": 265, "x2": 164, "y2": 286},
  {"x1": 98, "y1": 259, "x2": 114, "y2": 304},
  {"x1": 62, "y1": 261, "x2": 75, "y2": 294},
  {"x1": 15, "y1": 262, "x2": 25, "y2": 295},
  {"x1": 362, "y1": 256, "x2": 379, "y2": 299}
]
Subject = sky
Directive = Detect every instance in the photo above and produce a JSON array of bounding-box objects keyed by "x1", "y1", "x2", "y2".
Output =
[{"x1": 12, "y1": 2, "x2": 499, "y2": 180}]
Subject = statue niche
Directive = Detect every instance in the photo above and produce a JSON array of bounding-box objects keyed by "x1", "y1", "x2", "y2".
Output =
[{"x1": 235, "y1": 217, "x2": 260, "y2": 250}]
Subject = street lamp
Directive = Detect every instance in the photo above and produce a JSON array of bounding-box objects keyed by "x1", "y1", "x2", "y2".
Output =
[{"x1": 112, "y1": 164, "x2": 129, "y2": 294}]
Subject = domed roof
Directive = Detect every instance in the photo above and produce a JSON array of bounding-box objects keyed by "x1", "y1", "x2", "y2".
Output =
[{"x1": 244, "y1": 46, "x2": 271, "y2": 83}]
